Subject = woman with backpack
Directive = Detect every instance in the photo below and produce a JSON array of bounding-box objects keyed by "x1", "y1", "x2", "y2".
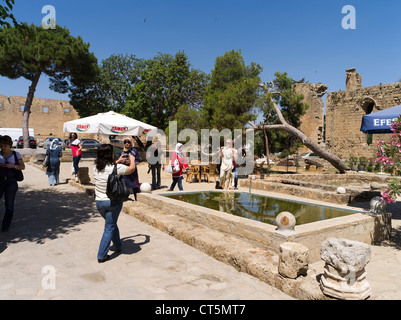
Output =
[{"x1": 93, "y1": 144, "x2": 136, "y2": 263}]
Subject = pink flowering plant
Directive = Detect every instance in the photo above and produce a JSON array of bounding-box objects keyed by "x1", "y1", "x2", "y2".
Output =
[{"x1": 375, "y1": 115, "x2": 401, "y2": 203}]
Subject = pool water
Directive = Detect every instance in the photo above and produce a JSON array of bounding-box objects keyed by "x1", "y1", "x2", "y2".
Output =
[{"x1": 164, "y1": 191, "x2": 356, "y2": 226}]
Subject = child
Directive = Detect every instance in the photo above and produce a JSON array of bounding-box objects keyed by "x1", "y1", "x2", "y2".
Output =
[{"x1": 168, "y1": 143, "x2": 189, "y2": 191}]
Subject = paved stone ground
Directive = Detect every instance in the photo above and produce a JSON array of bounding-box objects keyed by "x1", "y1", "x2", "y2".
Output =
[
  {"x1": 1, "y1": 157, "x2": 401, "y2": 300},
  {"x1": 0, "y1": 161, "x2": 293, "y2": 300}
]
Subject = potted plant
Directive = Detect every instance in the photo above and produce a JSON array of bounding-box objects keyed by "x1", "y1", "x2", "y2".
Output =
[
  {"x1": 348, "y1": 155, "x2": 358, "y2": 171},
  {"x1": 358, "y1": 157, "x2": 367, "y2": 172},
  {"x1": 366, "y1": 158, "x2": 374, "y2": 172}
]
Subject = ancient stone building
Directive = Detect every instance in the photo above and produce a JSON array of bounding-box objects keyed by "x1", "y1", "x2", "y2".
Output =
[
  {"x1": 0, "y1": 94, "x2": 79, "y2": 142},
  {"x1": 325, "y1": 69, "x2": 401, "y2": 159},
  {"x1": 294, "y1": 83, "x2": 328, "y2": 154},
  {"x1": 297, "y1": 68, "x2": 401, "y2": 160}
]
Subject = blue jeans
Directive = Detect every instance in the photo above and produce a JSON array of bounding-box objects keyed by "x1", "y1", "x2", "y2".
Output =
[
  {"x1": 232, "y1": 166, "x2": 238, "y2": 188},
  {"x1": 73, "y1": 155, "x2": 81, "y2": 175},
  {"x1": 0, "y1": 177, "x2": 18, "y2": 230},
  {"x1": 169, "y1": 177, "x2": 183, "y2": 191},
  {"x1": 96, "y1": 200, "x2": 123, "y2": 259}
]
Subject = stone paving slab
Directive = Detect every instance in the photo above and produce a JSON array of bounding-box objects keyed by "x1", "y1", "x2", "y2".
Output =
[
  {"x1": 0, "y1": 163, "x2": 293, "y2": 300},
  {"x1": 2, "y1": 158, "x2": 401, "y2": 300},
  {"x1": 79, "y1": 159, "x2": 401, "y2": 300}
]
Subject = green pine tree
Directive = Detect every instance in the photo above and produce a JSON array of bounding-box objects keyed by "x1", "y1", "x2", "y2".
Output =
[
  {"x1": 0, "y1": 23, "x2": 99, "y2": 147},
  {"x1": 203, "y1": 49, "x2": 262, "y2": 132}
]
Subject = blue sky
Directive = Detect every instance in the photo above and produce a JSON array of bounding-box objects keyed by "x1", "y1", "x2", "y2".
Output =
[{"x1": 2, "y1": 0, "x2": 401, "y2": 106}]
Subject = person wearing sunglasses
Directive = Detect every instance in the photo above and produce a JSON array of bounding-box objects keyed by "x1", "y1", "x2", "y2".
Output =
[{"x1": 115, "y1": 137, "x2": 141, "y2": 200}]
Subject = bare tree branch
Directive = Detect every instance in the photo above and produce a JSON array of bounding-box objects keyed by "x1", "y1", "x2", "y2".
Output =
[{"x1": 251, "y1": 86, "x2": 350, "y2": 173}]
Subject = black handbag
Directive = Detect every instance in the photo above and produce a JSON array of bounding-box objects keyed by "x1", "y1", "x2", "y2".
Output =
[
  {"x1": 42, "y1": 155, "x2": 50, "y2": 168},
  {"x1": 106, "y1": 164, "x2": 130, "y2": 201},
  {"x1": 13, "y1": 152, "x2": 24, "y2": 182}
]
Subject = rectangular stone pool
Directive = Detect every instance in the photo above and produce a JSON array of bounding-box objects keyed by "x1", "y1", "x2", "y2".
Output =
[
  {"x1": 164, "y1": 191, "x2": 356, "y2": 227},
  {"x1": 135, "y1": 190, "x2": 383, "y2": 262}
]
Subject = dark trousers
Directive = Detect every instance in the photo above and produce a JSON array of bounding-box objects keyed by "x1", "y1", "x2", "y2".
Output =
[
  {"x1": 73, "y1": 155, "x2": 81, "y2": 175},
  {"x1": 0, "y1": 177, "x2": 18, "y2": 230},
  {"x1": 151, "y1": 164, "x2": 161, "y2": 190},
  {"x1": 169, "y1": 177, "x2": 183, "y2": 191}
]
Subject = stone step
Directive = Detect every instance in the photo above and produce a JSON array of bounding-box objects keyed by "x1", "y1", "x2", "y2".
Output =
[
  {"x1": 241, "y1": 179, "x2": 350, "y2": 205},
  {"x1": 122, "y1": 200, "x2": 328, "y2": 300}
]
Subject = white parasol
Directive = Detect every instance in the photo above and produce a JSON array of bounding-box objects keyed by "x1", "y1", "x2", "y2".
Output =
[{"x1": 63, "y1": 111, "x2": 157, "y2": 136}]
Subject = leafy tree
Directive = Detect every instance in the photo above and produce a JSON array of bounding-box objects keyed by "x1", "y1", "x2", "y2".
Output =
[
  {"x1": 259, "y1": 72, "x2": 308, "y2": 159},
  {"x1": 0, "y1": 24, "x2": 99, "y2": 147},
  {"x1": 202, "y1": 49, "x2": 262, "y2": 132},
  {"x1": 173, "y1": 103, "x2": 207, "y2": 141},
  {"x1": 0, "y1": 0, "x2": 18, "y2": 28},
  {"x1": 124, "y1": 51, "x2": 208, "y2": 130},
  {"x1": 69, "y1": 53, "x2": 145, "y2": 117}
]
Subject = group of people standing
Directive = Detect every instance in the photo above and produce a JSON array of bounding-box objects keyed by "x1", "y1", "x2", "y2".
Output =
[
  {"x1": 44, "y1": 132, "x2": 82, "y2": 186},
  {"x1": 1, "y1": 132, "x2": 242, "y2": 264},
  {"x1": 92, "y1": 138, "x2": 243, "y2": 263}
]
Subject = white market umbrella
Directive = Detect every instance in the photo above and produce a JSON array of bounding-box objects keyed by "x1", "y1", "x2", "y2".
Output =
[{"x1": 63, "y1": 111, "x2": 157, "y2": 136}]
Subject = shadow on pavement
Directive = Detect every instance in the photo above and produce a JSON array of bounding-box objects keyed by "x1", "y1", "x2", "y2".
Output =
[
  {"x1": 120, "y1": 234, "x2": 151, "y2": 255},
  {"x1": 0, "y1": 185, "x2": 97, "y2": 253}
]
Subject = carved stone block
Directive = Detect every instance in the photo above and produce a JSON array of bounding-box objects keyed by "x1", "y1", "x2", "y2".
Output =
[
  {"x1": 278, "y1": 242, "x2": 309, "y2": 279},
  {"x1": 77, "y1": 166, "x2": 90, "y2": 185},
  {"x1": 320, "y1": 238, "x2": 371, "y2": 300}
]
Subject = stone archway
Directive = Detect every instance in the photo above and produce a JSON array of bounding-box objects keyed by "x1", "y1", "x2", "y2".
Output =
[
  {"x1": 360, "y1": 97, "x2": 377, "y2": 145},
  {"x1": 360, "y1": 97, "x2": 376, "y2": 115}
]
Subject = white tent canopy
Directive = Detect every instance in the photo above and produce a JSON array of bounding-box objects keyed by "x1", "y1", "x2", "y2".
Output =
[{"x1": 63, "y1": 111, "x2": 157, "y2": 136}]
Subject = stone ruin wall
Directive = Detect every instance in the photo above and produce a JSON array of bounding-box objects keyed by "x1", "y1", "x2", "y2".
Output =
[
  {"x1": 325, "y1": 70, "x2": 401, "y2": 160},
  {"x1": 325, "y1": 83, "x2": 401, "y2": 159},
  {"x1": 0, "y1": 94, "x2": 79, "y2": 140},
  {"x1": 0, "y1": 94, "x2": 100, "y2": 143},
  {"x1": 294, "y1": 83, "x2": 327, "y2": 154},
  {"x1": 297, "y1": 68, "x2": 401, "y2": 161}
]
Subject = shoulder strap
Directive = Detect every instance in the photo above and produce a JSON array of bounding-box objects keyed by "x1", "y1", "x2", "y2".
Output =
[{"x1": 13, "y1": 151, "x2": 19, "y2": 164}]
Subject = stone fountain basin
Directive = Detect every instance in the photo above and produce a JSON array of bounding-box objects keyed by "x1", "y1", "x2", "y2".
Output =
[{"x1": 136, "y1": 190, "x2": 388, "y2": 263}]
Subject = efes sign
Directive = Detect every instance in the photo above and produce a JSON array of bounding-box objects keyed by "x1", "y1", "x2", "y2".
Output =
[
  {"x1": 111, "y1": 126, "x2": 128, "y2": 134},
  {"x1": 76, "y1": 124, "x2": 90, "y2": 132}
]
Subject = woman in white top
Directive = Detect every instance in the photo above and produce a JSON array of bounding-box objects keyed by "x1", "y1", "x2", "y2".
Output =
[{"x1": 93, "y1": 144, "x2": 136, "y2": 263}]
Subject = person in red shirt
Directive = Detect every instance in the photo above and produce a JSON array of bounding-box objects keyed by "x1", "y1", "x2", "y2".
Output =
[
  {"x1": 168, "y1": 143, "x2": 188, "y2": 191},
  {"x1": 69, "y1": 133, "x2": 82, "y2": 180}
]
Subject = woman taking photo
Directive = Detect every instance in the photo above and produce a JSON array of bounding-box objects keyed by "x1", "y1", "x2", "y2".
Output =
[
  {"x1": 116, "y1": 137, "x2": 141, "y2": 200},
  {"x1": 0, "y1": 135, "x2": 25, "y2": 232},
  {"x1": 93, "y1": 144, "x2": 136, "y2": 263}
]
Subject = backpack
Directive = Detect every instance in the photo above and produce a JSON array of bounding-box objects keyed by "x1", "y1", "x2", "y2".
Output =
[
  {"x1": 106, "y1": 164, "x2": 130, "y2": 201},
  {"x1": 13, "y1": 152, "x2": 24, "y2": 182}
]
